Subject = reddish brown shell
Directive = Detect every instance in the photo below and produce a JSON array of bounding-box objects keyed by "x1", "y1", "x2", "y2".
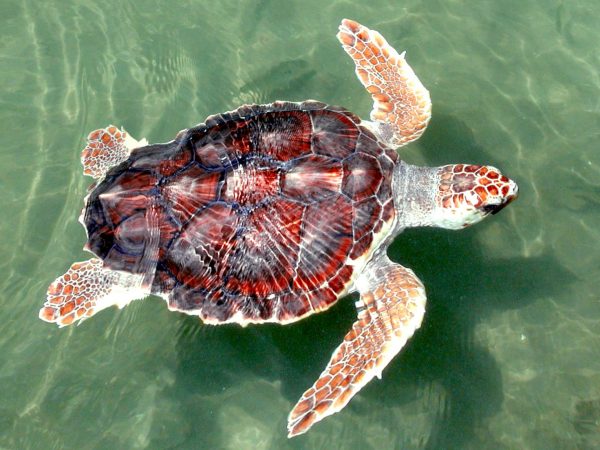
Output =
[{"x1": 83, "y1": 101, "x2": 398, "y2": 323}]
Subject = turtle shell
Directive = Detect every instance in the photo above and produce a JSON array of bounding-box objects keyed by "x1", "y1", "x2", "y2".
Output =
[{"x1": 83, "y1": 101, "x2": 398, "y2": 324}]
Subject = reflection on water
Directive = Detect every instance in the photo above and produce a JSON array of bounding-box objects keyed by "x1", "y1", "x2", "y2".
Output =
[{"x1": 1, "y1": 0, "x2": 600, "y2": 448}]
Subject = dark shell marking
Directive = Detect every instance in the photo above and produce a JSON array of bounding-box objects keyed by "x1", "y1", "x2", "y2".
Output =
[{"x1": 84, "y1": 101, "x2": 397, "y2": 323}]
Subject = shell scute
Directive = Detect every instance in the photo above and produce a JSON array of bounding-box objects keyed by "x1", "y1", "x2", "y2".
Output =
[
  {"x1": 325, "y1": 105, "x2": 362, "y2": 123},
  {"x1": 349, "y1": 232, "x2": 374, "y2": 260},
  {"x1": 381, "y1": 199, "x2": 395, "y2": 223},
  {"x1": 223, "y1": 198, "x2": 304, "y2": 297},
  {"x1": 162, "y1": 165, "x2": 220, "y2": 225},
  {"x1": 277, "y1": 293, "x2": 313, "y2": 322},
  {"x1": 352, "y1": 196, "x2": 383, "y2": 241},
  {"x1": 299, "y1": 100, "x2": 328, "y2": 111},
  {"x1": 384, "y1": 148, "x2": 399, "y2": 163},
  {"x1": 225, "y1": 123, "x2": 253, "y2": 155},
  {"x1": 130, "y1": 142, "x2": 195, "y2": 178},
  {"x1": 328, "y1": 265, "x2": 353, "y2": 293},
  {"x1": 354, "y1": 131, "x2": 383, "y2": 157},
  {"x1": 342, "y1": 153, "x2": 383, "y2": 201},
  {"x1": 281, "y1": 154, "x2": 342, "y2": 201},
  {"x1": 195, "y1": 141, "x2": 236, "y2": 170},
  {"x1": 105, "y1": 170, "x2": 158, "y2": 194},
  {"x1": 311, "y1": 109, "x2": 359, "y2": 159},
  {"x1": 256, "y1": 110, "x2": 313, "y2": 161},
  {"x1": 293, "y1": 194, "x2": 353, "y2": 292},
  {"x1": 376, "y1": 154, "x2": 395, "y2": 202}
]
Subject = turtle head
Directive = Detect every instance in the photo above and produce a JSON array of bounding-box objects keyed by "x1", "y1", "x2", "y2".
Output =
[{"x1": 432, "y1": 164, "x2": 518, "y2": 229}]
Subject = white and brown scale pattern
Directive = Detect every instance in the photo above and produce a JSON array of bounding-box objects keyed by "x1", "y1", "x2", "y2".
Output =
[
  {"x1": 438, "y1": 164, "x2": 515, "y2": 210},
  {"x1": 40, "y1": 259, "x2": 145, "y2": 327},
  {"x1": 337, "y1": 19, "x2": 431, "y2": 147},
  {"x1": 288, "y1": 256, "x2": 427, "y2": 436},
  {"x1": 81, "y1": 126, "x2": 147, "y2": 179}
]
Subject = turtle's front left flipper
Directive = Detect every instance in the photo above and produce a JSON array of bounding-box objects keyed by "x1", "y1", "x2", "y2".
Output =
[
  {"x1": 337, "y1": 19, "x2": 431, "y2": 147},
  {"x1": 287, "y1": 255, "x2": 427, "y2": 436}
]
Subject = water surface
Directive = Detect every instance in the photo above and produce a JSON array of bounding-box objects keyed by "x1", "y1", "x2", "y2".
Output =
[{"x1": 1, "y1": 0, "x2": 600, "y2": 448}]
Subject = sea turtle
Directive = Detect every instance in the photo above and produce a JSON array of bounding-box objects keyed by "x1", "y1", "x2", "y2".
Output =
[{"x1": 39, "y1": 19, "x2": 518, "y2": 436}]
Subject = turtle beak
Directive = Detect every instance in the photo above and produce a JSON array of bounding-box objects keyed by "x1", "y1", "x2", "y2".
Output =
[{"x1": 484, "y1": 179, "x2": 518, "y2": 215}]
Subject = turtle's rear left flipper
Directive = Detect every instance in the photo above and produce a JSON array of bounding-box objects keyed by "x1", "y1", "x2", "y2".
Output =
[
  {"x1": 287, "y1": 255, "x2": 427, "y2": 436},
  {"x1": 81, "y1": 126, "x2": 147, "y2": 179}
]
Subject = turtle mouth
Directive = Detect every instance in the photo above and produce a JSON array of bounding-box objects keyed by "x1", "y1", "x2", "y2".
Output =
[
  {"x1": 483, "y1": 192, "x2": 518, "y2": 215},
  {"x1": 483, "y1": 202, "x2": 508, "y2": 215}
]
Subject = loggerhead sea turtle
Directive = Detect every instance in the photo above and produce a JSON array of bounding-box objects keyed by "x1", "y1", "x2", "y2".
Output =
[{"x1": 39, "y1": 19, "x2": 518, "y2": 436}]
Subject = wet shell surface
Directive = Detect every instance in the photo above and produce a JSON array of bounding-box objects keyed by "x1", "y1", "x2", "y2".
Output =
[{"x1": 84, "y1": 101, "x2": 398, "y2": 324}]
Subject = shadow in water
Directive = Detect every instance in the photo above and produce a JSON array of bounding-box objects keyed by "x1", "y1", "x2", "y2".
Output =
[
  {"x1": 161, "y1": 112, "x2": 576, "y2": 447},
  {"x1": 388, "y1": 227, "x2": 576, "y2": 449},
  {"x1": 164, "y1": 233, "x2": 574, "y2": 448}
]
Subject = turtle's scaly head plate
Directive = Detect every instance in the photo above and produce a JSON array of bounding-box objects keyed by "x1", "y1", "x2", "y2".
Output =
[{"x1": 434, "y1": 164, "x2": 518, "y2": 229}]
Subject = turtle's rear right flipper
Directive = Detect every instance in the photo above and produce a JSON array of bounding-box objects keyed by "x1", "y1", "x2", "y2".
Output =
[{"x1": 39, "y1": 259, "x2": 140, "y2": 327}]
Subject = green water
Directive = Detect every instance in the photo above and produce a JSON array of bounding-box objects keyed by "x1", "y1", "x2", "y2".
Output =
[{"x1": 1, "y1": 0, "x2": 599, "y2": 448}]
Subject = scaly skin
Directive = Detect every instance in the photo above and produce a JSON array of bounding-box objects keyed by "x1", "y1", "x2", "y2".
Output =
[{"x1": 391, "y1": 162, "x2": 518, "y2": 230}]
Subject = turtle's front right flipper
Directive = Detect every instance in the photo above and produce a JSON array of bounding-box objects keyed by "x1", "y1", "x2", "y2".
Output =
[
  {"x1": 81, "y1": 126, "x2": 147, "y2": 179},
  {"x1": 287, "y1": 255, "x2": 427, "y2": 436},
  {"x1": 337, "y1": 19, "x2": 431, "y2": 147}
]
